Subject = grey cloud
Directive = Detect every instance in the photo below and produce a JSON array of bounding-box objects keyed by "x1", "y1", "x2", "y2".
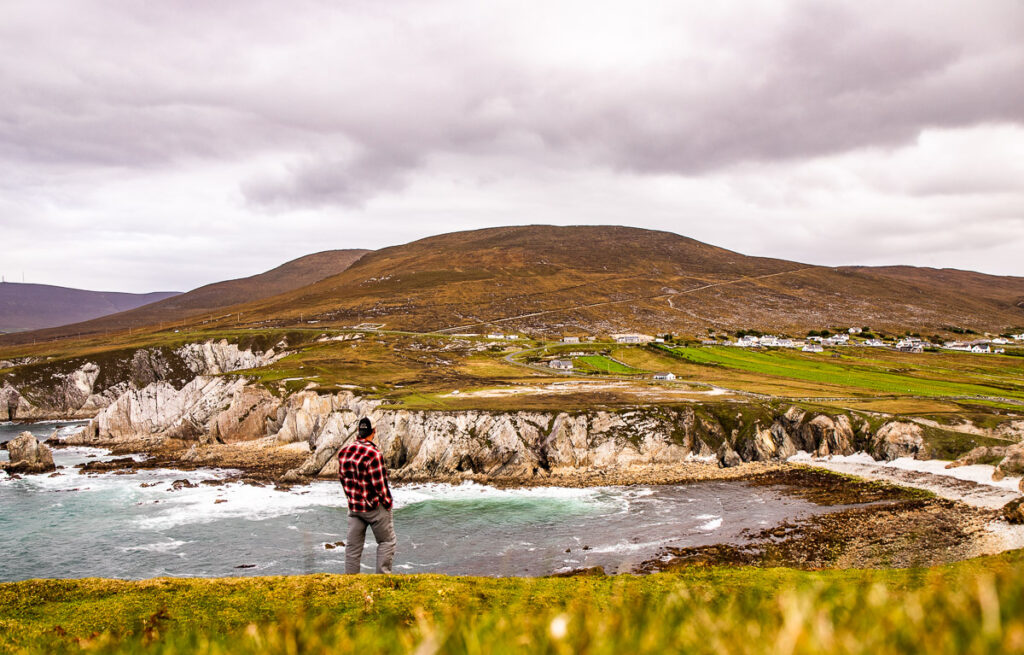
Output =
[
  {"x1": 2, "y1": 0, "x2": 1022, "y2": 204},
  {"x1": 241, "y1": 149, "x2": 419, "y2": 209}
]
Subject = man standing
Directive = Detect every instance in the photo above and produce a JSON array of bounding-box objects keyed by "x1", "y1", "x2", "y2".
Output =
[{"x1": 338, "y1": 417, "x2": 396, "y2": 574}]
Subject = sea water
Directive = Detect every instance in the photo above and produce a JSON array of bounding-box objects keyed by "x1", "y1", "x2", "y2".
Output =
[{"x1": 1, "y1": 421, "x2": 837, "y2": 580}]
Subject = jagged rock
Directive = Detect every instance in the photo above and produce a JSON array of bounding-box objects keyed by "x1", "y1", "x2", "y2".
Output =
[
  {"x1": 717, "y1": 442, "x2": 741, "y2": 468},
  {"x1": 0, "y1": 340, "x2": 284, "y2": 422},
  {"x1": 993, "y1": 443, "x2": 1024, "y2": 481},
  {"x1": 1002, "y1": 497, "x2": 1024, "y2": 524},
  {"x1": 872, "y1": 422, "x2": 925, "y2": 461},
  {"x1": 169, "y1": 479, "x2": 197, "y2": 491},
  {"x1": 801, "y1": 414, "x2": 855, "y2": 457},
  {"x1": 210, "y1": 386, "x2": 281, "y2": 443},
  {"x1": 946, "y1": 446, "x2": 1007, "y2": 469},
  {"x1": 1, "y1": 432, "x2": 55, "y2": 474}
]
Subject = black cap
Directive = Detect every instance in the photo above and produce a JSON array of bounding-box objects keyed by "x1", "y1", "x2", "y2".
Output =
[{"x1": 357, "y1": 417, "x2": 373, "y2": 439}]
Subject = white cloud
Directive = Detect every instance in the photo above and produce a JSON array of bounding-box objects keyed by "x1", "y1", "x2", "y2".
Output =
[{"x1": 1, "y1": 0, "x2": 1023, "y2": 291}]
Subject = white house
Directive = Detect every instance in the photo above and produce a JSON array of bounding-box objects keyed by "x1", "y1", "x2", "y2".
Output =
[
  {"x1": 1014, "y1": 334, "x2": 1024, "y2": 341},
  {"x1": 848, "y1": 327, "x2": 863, "y2": 334},
  {"x1": 653, "y1": 372, "x2": 676, "y2": 381},
  {"x1": 897, "y1": 344, "x2": 924, "y2": 354},
  {"x1": 549, "y1": 359, "x2": 574, "y2": 370},
  {"x1": 995, "y1": 348, "x2": 1006, "y2": 354},
  {"x1": 802, "y1": 344, "x2": 824, "y2": 353},
  {"x1": 613, "y1": 334, "x2": 655, "y2": 344},
  {"x1": 561, "y1": 336, "x2": 581, "y2": 344},
  {"x1": 992, "y1": 338, "x2": 1009, "y2": 345},
  {"x1": 971, "y1": 345, "x2": 992, "y2": 354},
  {"x1": 864, "y1": 339, "x2": 885, "y2": 347},
  {"x1": 777, "y1": 338, "x2": 795, "y2": 348},
  {"x1": 486, "y1": 333, "x2": 505, "y2": 340}
]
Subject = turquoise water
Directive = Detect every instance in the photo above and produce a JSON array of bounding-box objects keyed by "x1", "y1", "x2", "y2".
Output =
[{"x1": 1, "y1": 421, "x2": 836, "y2": 579}]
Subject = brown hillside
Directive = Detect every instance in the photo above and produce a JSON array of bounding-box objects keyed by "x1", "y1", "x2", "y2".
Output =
[
  {"x1": 194, "y1": 226, "x2": 1024, "y2": 335},
  {"x1": 0, "y1": 249, "x2": 368, "y2": 345}
]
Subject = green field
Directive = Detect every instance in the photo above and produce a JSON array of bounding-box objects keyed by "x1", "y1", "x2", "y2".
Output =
[
  {"x1": 660, "y1": 345, "x2": 1024, "y2": 402},
  {"x1": 573, "y1": 355, "x2": 644, "y2": 375},
  {"x1": 2, "y1": 551, "x2": 1024, "y2": 654}
]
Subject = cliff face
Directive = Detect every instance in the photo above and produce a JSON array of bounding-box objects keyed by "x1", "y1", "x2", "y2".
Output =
[
  {"x1": 67, "y1": 374, "x2": 939, "y2": 481},
  {"x1": 0, "y1": 339, "x2": 283, "y2": 421}
]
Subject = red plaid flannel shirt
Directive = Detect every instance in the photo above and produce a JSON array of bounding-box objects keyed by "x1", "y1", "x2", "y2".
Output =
[{"x1": 338, "y1": 439, "x2": 393, "y2": 512}]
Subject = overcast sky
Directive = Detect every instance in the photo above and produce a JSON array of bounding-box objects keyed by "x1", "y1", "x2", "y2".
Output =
[{"x1": 2, "y1": 0, "x2": 1023, "y2": 293}]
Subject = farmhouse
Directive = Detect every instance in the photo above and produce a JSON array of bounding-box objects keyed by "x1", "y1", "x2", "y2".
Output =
[
  {"x1": 848, "y1": 327, "x2": 863, "y2": 334},
  {"x1": 486, "y1": 333, "x2": 505, "y2": 340},
  {"x1": 802, "y1": 344, "x2": 824, "y2": 353},
  {"x1": 897, "y1": 344, "x2": 924, "y2": 354},
  {"x1": 653, "y1": 372, "x2": 676, "y2": 381},
  {"x1": 549, "y1": 359, "x2": 574, "y2": 370},
  {"x1": 561, "y1": 336, "x2": 581, "y2": 344},
  {"x1": 864, "y1": 339, "x2": 885, "y2": 347},
  {"x1": 971, "y1": 345, "x2": 992, "y2": 354}
]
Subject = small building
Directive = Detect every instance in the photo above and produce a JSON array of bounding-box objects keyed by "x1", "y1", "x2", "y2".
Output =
[
  {"x1": 848, "y1": 327, "x2": 863, "y2": 334},
  {"x1": 971, "y1": 345, "x2": 992, "y2": 354},
  {"x1": 561, "y1": 336, "x2": 581, "y2": 344},
  {"x1": 486, "y1": 333, "x2": 505, "y2": 340},
  {"x1": 612, "y1": 334, "x2": 655, "y2": 344},
  {"x1": 549, "y1": 359, "x2": 574, "y2": 370},
  {"x1": 992, "y1": 338, "x2": 1009, "y2": 345},
  {"x1": 864, "y1": 339, "x2": 885, "y2": 347},
  {"x1": 802, "y1": 344, "x2": 824, "y2": 353},
  {"x1": 897, "y1": 344, "x2": 924, "y2": 354},
  {"x1": 653, "y1": 372, "x2": 676, "y2": 381}
]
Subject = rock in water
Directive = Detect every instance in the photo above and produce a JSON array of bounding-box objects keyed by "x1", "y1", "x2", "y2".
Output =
[
  {"x1": 1002, "y1": 497, "x2": 1024, "y2": 525},
  {"x1": 1, "y1": 431, "x2": 56, "y2": 474},
  {"x1": 992, "y1": 443, "x2": 1024, "y2": 481}
]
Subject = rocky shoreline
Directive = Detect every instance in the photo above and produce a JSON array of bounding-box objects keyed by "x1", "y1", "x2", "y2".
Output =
[{"x1": 8, "y1": 433, "x2": 1021, "y2": 575}]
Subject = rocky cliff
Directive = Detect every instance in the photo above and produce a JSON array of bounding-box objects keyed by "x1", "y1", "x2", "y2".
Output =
[
  {"x1": 65, "y1": 375, "x2": 954, "y2": 482},
  {"x1": 0, "y1": 339, "x2": 283, "y2": 421}
]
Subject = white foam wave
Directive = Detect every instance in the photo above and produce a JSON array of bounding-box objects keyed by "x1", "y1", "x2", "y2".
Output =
[
  {"x1": 698, "y1": 518, "x2": 723, "y2": 531},
  {"x1": 121, "y1": 539, "x2": 191, "y2": 554}
]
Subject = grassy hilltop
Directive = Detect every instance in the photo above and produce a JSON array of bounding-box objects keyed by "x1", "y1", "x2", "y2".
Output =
[{"x1": 2, "y1": 550, "x2": 1023, "y2": 654}]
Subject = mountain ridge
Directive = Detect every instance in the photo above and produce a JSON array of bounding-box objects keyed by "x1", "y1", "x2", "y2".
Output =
[
  {"x1": 0, "y1": 282, "x2": 180, "y2": 333},
  {"x1": 202, "y1": 225, "x2": 1024, "y2": 335},
  {"x1": 0, "y1": 249, "x2": 369, "y2": 344},
  {"x1": 5, "y1": 226, "x2": 1023, "y2": 343}
]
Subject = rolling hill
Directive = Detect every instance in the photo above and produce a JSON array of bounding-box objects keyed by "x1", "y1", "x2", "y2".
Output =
[
  {"x1": 191, "y1": 225, "x2": 1024, "y2": 336},
  {"x1": 0, "y1": 282, "x2": 179, "y2": 333},
  {"x1": 6, "y1": 226, "x2": 1024, "y2": 343},
  {"x1": 0, "y1": 249, "x2": 368, "y2": 344}
]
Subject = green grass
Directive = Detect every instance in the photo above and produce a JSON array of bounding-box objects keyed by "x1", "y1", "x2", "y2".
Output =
[
  {"x1": 573, "y1": 355, "x2": 644, "y2": 375},
  {"x1": 3, "y1": 551, "x2": 1024, "y2": 653},
  {"x1": 661, "y1": 346, "x2": 1024, "y2": 401}
]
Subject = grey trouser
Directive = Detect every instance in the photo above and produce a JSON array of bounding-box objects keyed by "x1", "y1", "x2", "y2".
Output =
[{"x1": 345, "y1": 505, "x2": 396, "y2": 574}]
